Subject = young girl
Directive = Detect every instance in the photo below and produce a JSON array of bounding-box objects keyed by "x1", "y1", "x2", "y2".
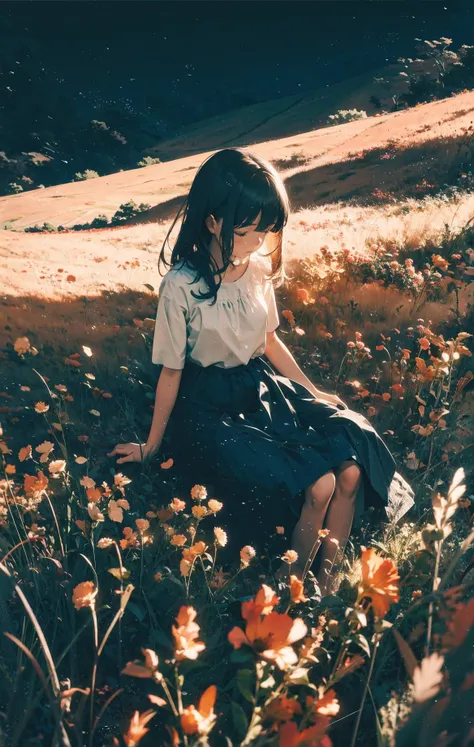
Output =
[{"x1": 108, "y1": 147, "x2": 414, "y2": 595}]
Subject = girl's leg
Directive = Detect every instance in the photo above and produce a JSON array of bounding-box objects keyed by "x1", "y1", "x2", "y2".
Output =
[
  {"x1": 316, "y1": 459, "x2": 361, "y2": 596},
  {"x1": 288, "y1": 471, "x2": 337, "y2": 577}
]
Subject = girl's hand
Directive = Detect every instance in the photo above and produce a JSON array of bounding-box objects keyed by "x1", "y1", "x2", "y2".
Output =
[
  {"x1": 315, "y1": 392, "x2": 348, "y2": 410},
  {"x1": 107, "y1": 442, "x2": 157, "y2": 464}
]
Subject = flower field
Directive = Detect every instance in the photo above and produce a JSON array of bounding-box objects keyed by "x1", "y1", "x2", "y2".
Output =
[{"x1": 1, "y1": 205, "x2": 474, "y2": 746}]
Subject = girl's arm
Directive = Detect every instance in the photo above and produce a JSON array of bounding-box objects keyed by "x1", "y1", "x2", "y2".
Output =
[
  {"x1": 264, "y1": 331, "x2": 347, "y2": 408},
  {"x1": 145, "y1": 366, "x2": 183, "y2": 454},
  {"x1": 108, "y1": 366, "x2": 182, "y2": 464}
]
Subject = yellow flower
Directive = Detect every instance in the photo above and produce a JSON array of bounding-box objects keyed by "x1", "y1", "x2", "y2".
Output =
[
  {"x1": 97, "y1": 537, "x2": 114, "y2": 549},
  {"x1": 214, "y1": 527, "x2": 227, "y2": 547},
  {"x1": 192, "y1": 505, "x2": 207, "y2": 519},
  {"x1": 48, "y1": 460, "x2": 66, "y2": 475},
  {"x1": 240, "y1": 545, "x2": 256, "y2": 567},
  {"x1": 72, "y1": 581, "x2": 96, "y2": 611},
  {"x1": 191, "y1": 484, "x2": 207, "y2": 501},
  {"x1": 281, "y1": 550, "x2": 299, "y2": 565},
  {"x1": 208, "y1": 499, "x2": 223, "y2": 513}
]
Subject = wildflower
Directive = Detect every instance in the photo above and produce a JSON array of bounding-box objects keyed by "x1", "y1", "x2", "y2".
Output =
[
  {"x1": 419, "y1": 337, "x2": 430, "y2": 350},
  {"x1": 170, "y1": 497, "x2": 186, "y2": 512},
  {"x1": 278, "y1": 720, "x2": 331, "y2": 747},
  {"x1": 210, "y1": 567, "x2": 229, "y2": 589},
  {"x1": 97, "y1": 537, "x2": 114, "y2": 549},
  {"x1": 228, "y1": 588, "x2": 307, "y2": 669},
  {"x1": 35, "y1": 402, "x2": 50, "y2": 414},
  {"x1": 160, "y1": 458, "x2": 174, "y2": 470},
  {"x1": 80, "y1": 476, "x2": 96, "y2": 489},
  {"x1": 276, "y1": 526, "x2": 285, "y2": 535},
  {"x1": 180, "y1": 685, "x2": 217, "y2": 736},
  {"x1": 191, "y1": 484, "x2": 207, "y2": 501},
  {"x1": 242, "y1": 585, "x2": 280, "y2": 621},
  {"x1": 208, "y1": 499, "x2": 223, "y2": 513},
  {"x1": 192, "y1": 505, "x2": 207, "y2": 519},
  {"x1": 122, "y1": 648, "x2": 161, "y2": 681},
  {"x1": 282, "y1": 550, "x2": 298, "y2": 565},
  {"x1": 135, "y1": 518, "x2": 150, "y2": 534},
  {"x1": 123, "y1": 710, "x2": 156, "y2": 747},
  {"x1": 18, "y1": 445, "x2": 32, "y2": 462},
  {"x1": 24, "y1": 471, "x2": 48, "y2": 497},
  {"x1": 431, "y1": 254, "x2": 450, "y2": 271},
  {"x1": 282, "y1": 309, "x2": 296, "y2": 327},
  {"x1": 180, "y1": 558, "x2": 192, "y2": 577},
  {"x1": 296, "y1": 288, "x2": 310, "y2": 303},
  {"x1": 214, "y1": 527, "x2": 227, "y2": 546},
  {"x1": 318, "y1": 529, "x2": 330, "y2": 538},
  {"x1": 290, "y1": 576, "x2": 308, "y2": 605},
  {"x1": 120, "y1": 527, "x2": 140, "y2": 549},
  {"x1": 240, "y1": 545, "x2": 256, "y2": 567},
  {"x1": 72, "y1": 581, "x2": 96, "y2": 611},
  {"x1": 171, "y1": 534, "x2": 187, "y2": 547},
  {"x1": 172, "y1": 606, "x2": 205, "y2": 661},
  {"x1": 358, "y1": 546, "x2": 400, "y2": 618},
  {"x1": 263, "y1": 696, "x2": 302, "y2": 725},
  {"x1": 108, "y1": 500, "x2": 124, "y2": 523},
  {"x1": 306, "y1": 689, "x2": 340, "y2": 718},
  {"x1": 87, "y1": 503, "x2": 104, "y2": 522},
  {"x1": 35, "y1": 441, "x2": 54, "y2": 462},
  {"x1": 86, "y1": 487, "x2": 102, "y2": 503},
  {"x1": 14, "y1": 337, "x2": 31, "y2": 355}
]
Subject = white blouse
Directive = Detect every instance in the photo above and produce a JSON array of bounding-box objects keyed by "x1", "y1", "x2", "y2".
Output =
[{"x1": 151, "y1": 251, "x2": 280, "y2": 369}]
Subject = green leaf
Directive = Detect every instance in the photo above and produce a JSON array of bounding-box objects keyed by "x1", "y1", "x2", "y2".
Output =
[
  {"x1": 236, "y1": 669, "x2": 255, "y2": 703},
  {"x1": 231, "y1": 702, "x2": 249, "y2": 740},
  {"x1": 392, "y1": 629, "x2": 418, "y2": 679},
  {"x1": 288, "y1": 667, "x2": 310, "y2": 685},
  {"x1": 231, "y1": 648, "x2": 253, "y2": 664},
  {"x1": 127, "y1": 601, "x2": 146, "y2": 622}
]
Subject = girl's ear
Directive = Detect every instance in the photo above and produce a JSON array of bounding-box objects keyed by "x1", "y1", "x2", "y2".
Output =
[{"x1": 205, "y1": 213, "x2": 218, "y2": 234}]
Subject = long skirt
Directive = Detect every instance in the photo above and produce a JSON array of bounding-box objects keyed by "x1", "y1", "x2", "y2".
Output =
[{"x1": 162, "y1": 356, "x2": 415, "y2": 554}]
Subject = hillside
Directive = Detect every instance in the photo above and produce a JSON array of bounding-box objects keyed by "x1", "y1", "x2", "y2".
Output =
[{"x1": 1, "y1": 89, "x2": 474, "y2": 350}]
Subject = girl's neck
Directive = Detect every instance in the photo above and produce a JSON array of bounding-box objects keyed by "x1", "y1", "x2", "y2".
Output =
[{"x1": 209, "y1": 237, "x2": 250, "y2": 282}]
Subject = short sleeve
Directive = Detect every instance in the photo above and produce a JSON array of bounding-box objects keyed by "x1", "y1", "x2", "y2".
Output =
[
  {"x1": 151, "y1": 276, "x2": 189, "y2": 369},
  {"x1": 264, "y1": 280, "x2": 280, "y2": 332}
]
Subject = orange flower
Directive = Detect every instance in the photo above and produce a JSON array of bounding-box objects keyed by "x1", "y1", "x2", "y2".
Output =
[
  {"x1": 214, "y1": 527, "x2": 227, "y2": 546},
  {"x1": 306, "y1": 689, "x2": 340, "y2": 718},
  {"x1": 24, "y1": 471, "x2": 48, "y2": 497},
  {"x1": 180, "y1": 685, "x2": 217, "y2": 736},
  {"x1": 296, "y1": 288, "x2": 310, "y2": 303},
  {"x1": 172, "y1": 606, "x2": 205, "y2": 661},
  {"x1": 191, "y1": 484, "x2": 207, "y2": 501},
  {"x1": 18, "y1": 445, "x2": 32, "y2": 462},
  {"x1": 122, "y1": 648, "x2": 161, "y2": 681},
  {"x1": 171, "y1": 534, "x2": 187, "y2": 547},
  {"x1": 290, "y1": 575, "x2": 308, "y2": 605},
  {"x1": 192, "y1": 505, "x2": 207, "y2": 519},
  {"x1": 228, "y1": 600, "x2": 307, "y2": 670},
  {"x1": 123, "y1": 710, "x2": 156, "y2": 747},
  {"x1": 242, "y1": 585, "x2": 280, "y2": 621},
  {"x1": 170, "y1": 497, "x2": 186, "y2": 512},
  {"x1": 34, "y1": 401, "x2": 49, "y2": 413},
  {"x1": 135, "y1": 518, "x2": 150, "y2": 534},
  {"x1": 208, "y1": 499, "x2": 223, "y2": 513},
  {"x1": 442, "y1": 598, "x2": 474, "y2": 650},
  {"x1": 282, "y1": 309, "x2": 296, "y2": 327},
  {"x1": 72, "y1": 581, "x2": 96, "y2": 611},
  {"x1": 358, "y1": 546, "x2": 400, "y2": 618},
  {"x1": 263, "y1": 696, "x2": 302, "y2": 725},
  {"x1": 431, "y1": 254, "x2": 450, "y2": 271},
  {"x1": 279, "y1": 720, "x2": 332, "y2": 746},
  {"x1": 160, "y1": 458, "x2": 174, "y2": 470},
  {"x1": 419, "y1": 337, "x2": 431, "y2": 350}
]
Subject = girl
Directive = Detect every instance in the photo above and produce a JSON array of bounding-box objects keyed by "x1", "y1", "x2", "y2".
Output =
[{"x1": 108, "y1": 147, "x2": 414, "y2": 595}]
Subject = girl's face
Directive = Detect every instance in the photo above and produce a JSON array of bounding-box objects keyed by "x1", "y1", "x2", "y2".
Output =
[{"x1": 210, "y1": 212, "x2": 274, "y2": 261}]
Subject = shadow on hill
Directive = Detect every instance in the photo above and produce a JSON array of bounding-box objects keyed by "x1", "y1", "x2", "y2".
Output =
[
  {"x1": 285, "y1": 131, "x2": 474, "y2": 210},
  {"x1": 0, "y1": 289, "x2": 159, "y2": 363},
  {"x1": 127, "y1": 193, "x2": 187, "y2": 226}
]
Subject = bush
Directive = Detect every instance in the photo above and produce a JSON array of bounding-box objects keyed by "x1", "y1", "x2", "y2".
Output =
[
  {"x1": 74, "y1": 169, "x2": 100, "y2": 181},
  {"x1": 137, "y1": 156, "x2": 161, "y2": 167},
  {"x1": 328, "y1": 109, "x2": 368, "y2": 125}
]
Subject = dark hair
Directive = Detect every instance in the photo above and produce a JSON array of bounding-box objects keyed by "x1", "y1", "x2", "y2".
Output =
[{"x1": 157, "y1": 147, "x2": 290, "y2": 305}]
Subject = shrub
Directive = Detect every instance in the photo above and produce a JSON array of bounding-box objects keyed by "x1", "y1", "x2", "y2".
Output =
[
  {"x1": 74, "y1": 169, "x2": 100, "y2": 181},
  {"x1": 328, "y1": 109, "x2": 368, "y2": 125}
]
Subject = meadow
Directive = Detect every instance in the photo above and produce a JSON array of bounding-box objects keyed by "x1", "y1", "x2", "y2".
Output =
[
  {"x1": 1, "y1": 206, "x2": 473, "y2": 746},
  {"x1": 1, "y1": 87, "x2": 474, "y2": 746}
]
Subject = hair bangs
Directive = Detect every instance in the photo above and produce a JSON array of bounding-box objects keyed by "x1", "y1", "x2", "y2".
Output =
[{"x1": 234, "y1": 173, "x2": 287, "y2": 235}]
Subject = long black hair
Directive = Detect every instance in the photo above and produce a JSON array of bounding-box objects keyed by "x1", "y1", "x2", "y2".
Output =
[{"x1": 157, "y1": 147, "x2": 290, "y2": 305}]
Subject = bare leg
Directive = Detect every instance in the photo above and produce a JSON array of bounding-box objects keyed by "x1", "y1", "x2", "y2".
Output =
[
  {"x1": 286, "y1": 471, "x2": 336, "y2": 578},
  {"x1": 317, "y1": 460, "x2": 361, "y2": 596}
]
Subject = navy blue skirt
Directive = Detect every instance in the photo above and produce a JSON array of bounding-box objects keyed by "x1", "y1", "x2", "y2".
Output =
[{"x1": 162, "y1": 356, "x2": 414, "y2": 549}]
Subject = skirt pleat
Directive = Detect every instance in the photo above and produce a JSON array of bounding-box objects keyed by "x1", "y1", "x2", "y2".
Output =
[{"x1": 162, "y1": 356, "x2": 415, "y2": 546}]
